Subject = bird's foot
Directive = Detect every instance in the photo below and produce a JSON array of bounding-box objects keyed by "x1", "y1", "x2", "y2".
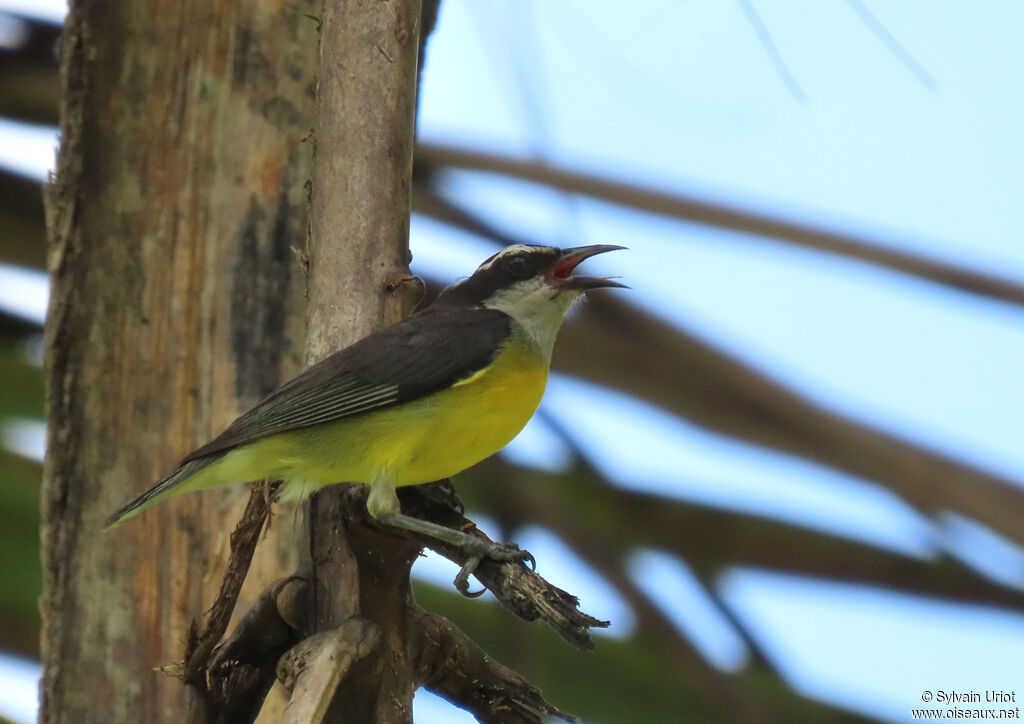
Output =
[
  {"x1": 369, "y1": 501, "x2": 536, "y2": 598},
  {"x1": 454, "y1": 539, "x2": 535, "y2": 598},
  {"x1": 408, "y1": 479, "x2": 465, "y2": 515}
]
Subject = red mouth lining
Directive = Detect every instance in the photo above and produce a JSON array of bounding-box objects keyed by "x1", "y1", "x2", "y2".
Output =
[{"x1": 552, "y1": 256, "x2": 582, "y2": 280}]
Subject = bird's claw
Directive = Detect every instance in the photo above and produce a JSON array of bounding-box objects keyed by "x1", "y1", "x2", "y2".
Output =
[
  {"x1": 520, "y1": 548, "x2": 537, "y2": 571},
  {"x1": 452, "y1": 539, "x2": 534, "y2": 598},
  {"x1": 455, "y1": 555, "x2": 486, "y2": 597}
]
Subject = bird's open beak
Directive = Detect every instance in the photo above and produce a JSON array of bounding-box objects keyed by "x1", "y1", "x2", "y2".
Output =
[{"x1": 549, "y1": 244, "x2": 628, "y2": 290}]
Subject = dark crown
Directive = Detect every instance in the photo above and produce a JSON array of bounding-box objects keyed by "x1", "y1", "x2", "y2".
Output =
[{"x1": 434, "y1": 245, "x2": 560, "y2": 307}]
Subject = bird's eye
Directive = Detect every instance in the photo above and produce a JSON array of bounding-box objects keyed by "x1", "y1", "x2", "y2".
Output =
[{"x1": 502, "y1": 255, "x2": 534, "y2": 279}]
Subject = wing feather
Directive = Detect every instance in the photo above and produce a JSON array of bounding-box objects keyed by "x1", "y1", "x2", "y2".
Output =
[{"x1": 183, "y1": 306, "x2": 511, "y2": 462}]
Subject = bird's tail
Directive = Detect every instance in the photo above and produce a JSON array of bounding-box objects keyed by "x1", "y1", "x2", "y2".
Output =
[{"x1": 104, "y1": 455, "x2": 222, "y2": 529}]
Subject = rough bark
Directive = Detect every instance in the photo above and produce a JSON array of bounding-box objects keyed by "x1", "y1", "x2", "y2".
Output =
[
  {"x1": 413, "y1": 611, "x2": 574, "y2": 724},
  {"x1": 39, "y1": 1, "x2": 318, "y2": 721},
  {"x1": 297, "y1": 0, "x2": 425, "y2": 721},
  {"x1": 288, "y1": 2, "x2": 588, "y2": 720}
]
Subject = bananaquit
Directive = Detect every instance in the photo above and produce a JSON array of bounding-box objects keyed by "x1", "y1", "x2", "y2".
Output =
[{"x1": 106, "y1": 244, "x2": 625, "y2": 574}]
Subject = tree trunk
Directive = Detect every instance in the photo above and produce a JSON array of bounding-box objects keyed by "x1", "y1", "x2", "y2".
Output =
[
  {"x1": 40, "y1": 2, "x2": 578, "y2": 721},
  {"x1": 40, "y1": 1, "x2": 318, "y2": 721},
  {"x1": 298, "y1": 0, "x2": 426, "y2": 721}
]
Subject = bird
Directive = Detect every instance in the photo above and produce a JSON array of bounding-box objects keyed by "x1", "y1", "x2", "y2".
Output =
[{"x1": 106, "y1": 243, "x2": 625, "y2": 586}]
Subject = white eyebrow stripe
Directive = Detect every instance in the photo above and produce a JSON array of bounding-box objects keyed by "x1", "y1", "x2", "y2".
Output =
[{"x1": 477, "y1": 244, "x2": 554, "y2": 271}]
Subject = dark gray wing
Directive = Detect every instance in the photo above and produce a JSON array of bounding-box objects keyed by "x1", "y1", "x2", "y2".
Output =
[{"x1": 183, "y1": 306, "x2": 511, "y2": 462}]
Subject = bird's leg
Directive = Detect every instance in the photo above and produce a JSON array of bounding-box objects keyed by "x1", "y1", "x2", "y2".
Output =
[
  {"x1": 408, "y1": 478, "x2": 465, "y2": 515},
  {"x1": 366, "y1": 480, "x2": 532, "y2": 596}
]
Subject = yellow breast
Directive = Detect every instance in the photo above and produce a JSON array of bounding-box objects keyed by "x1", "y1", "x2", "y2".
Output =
[
  {"x1": 231, "y1": 333, "x2": 550, "y2": 489},
  {"x1": 383, "y1": 336, "x2": 549, "y2": 483}
]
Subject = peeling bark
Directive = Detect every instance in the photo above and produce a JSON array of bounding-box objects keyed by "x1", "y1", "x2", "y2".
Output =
[
  {"x1": 415, "y1": 612, "x2": 575, "y2": 724},
  {"x1": 40, "y1": 1, "x2": 317, "y2": 721},
  {"x1": 297, "y1": 1, "x2": 425, "y2": 720},
  {"x1": 278, "y1": 618, "x2": 383, "y2": 724},
  {"x1": 43, "y1": 2, "x2": 601, "y2": 722}
]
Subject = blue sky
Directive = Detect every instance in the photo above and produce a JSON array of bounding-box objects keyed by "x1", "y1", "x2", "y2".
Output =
[
  {"x1": 2, "y1": 1, "x2": 1024, "y2": 722},
  {"x1": 410, "y1": 2, "x2": 1024, "y2": 720}
]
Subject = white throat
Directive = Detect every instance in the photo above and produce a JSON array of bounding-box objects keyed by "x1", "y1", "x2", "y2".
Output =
[{"x1": 483, "y1": 278, "x2": 579, "y2": 360}]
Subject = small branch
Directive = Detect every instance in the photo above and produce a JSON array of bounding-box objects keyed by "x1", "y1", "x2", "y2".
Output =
[
  {"x1": 470, "y1": 555, "x2": 608, "y2": 650},
  {"x1": 203, "y1": 576, "x2": 308, "y2": 723},
  {"x1": 845, "y1": 0, "x2": 936, "y2": 90},
  {"x1": 414, "y1": 144, "x2": 1024, "y2": 308},
  {"x1": 277, "y1": 618, "x2": 384, "y2": 724},
  {"x1": 178, "y1": 479, "x2": 597, "y2": 722},
  {"x1": 394, "y1": 484, "x2": 610, "y2": 649},
  {"x1": 736, "y1": 0, "x2": 807, "y2": 101},
  {"x1": 473, "y1": 456, "x2": 1024, "y2": 611},
  {"x1": 414, "y1": 610, "x2": 576, "y2": 724},
  {"x1": 183, "y1": 480, "x2": 280, "y2": 685}
]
